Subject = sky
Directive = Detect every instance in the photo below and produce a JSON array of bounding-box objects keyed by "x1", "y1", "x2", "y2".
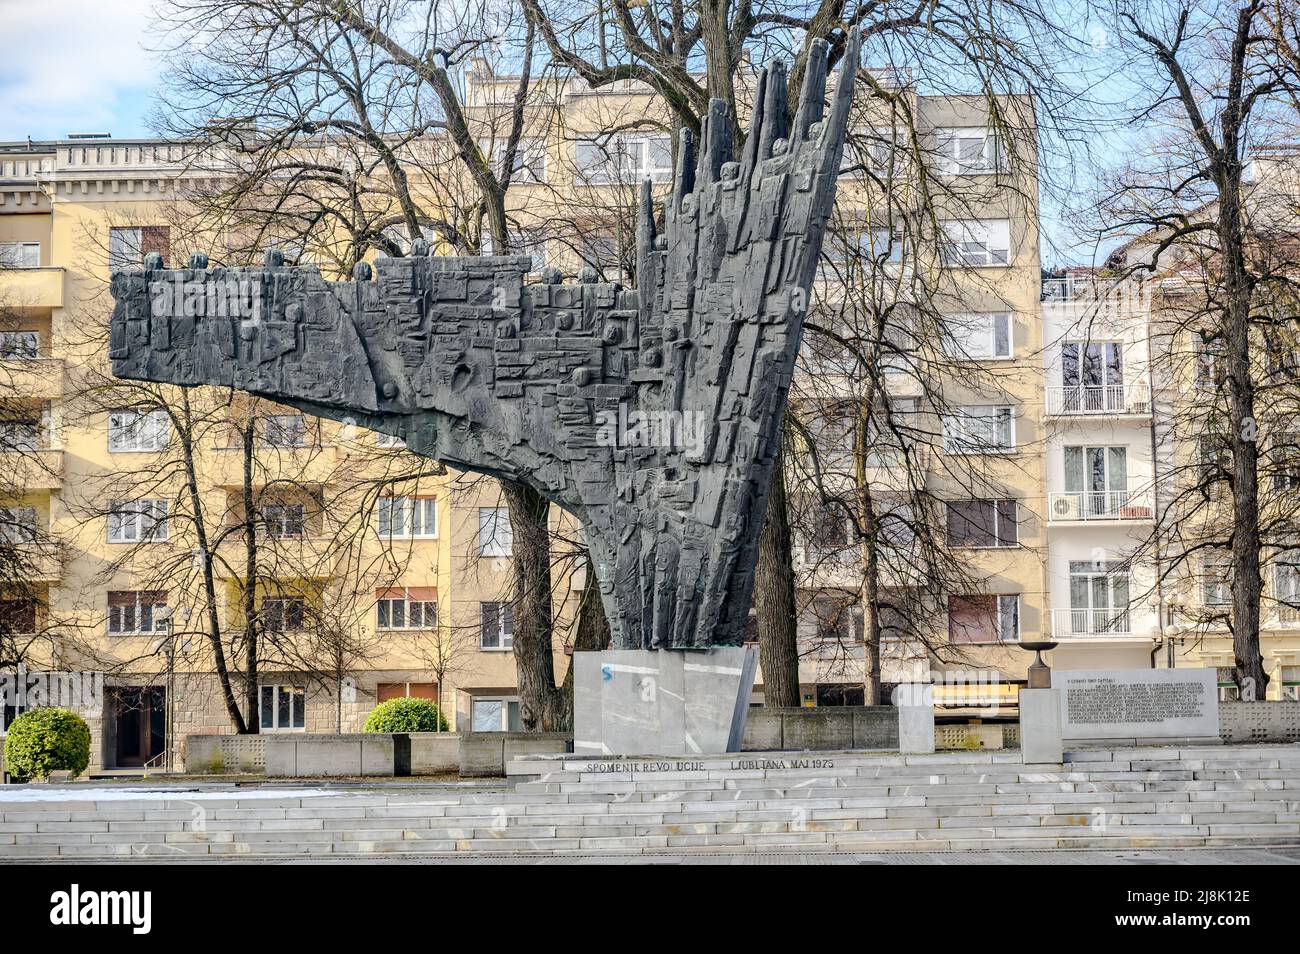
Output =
[
  {"x1": 0, "y1": 0, "x2": 1115, "y2": 266},
  {"x1": 0, "y1": 0, "x2": 159, "y2": 142}
]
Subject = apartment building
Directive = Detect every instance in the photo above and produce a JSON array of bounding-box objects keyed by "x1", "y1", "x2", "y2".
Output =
[{"x1": 0, "y1": 138, "x2": 583, "y2": 770}]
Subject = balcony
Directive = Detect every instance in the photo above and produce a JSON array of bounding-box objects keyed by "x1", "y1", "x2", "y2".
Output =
[
  {"x1": 1045, "y1": 382, "x2": 1151, "y2": 418},
  {"x1": 1051, "y1": 607, "x2": 1145, "y2": 639},
  {"x1": 1047, "y1": 489, "x2": 1154, "y2": 524},
  {"x1": 0, "y1": 358, "x2": 64, "y2": 399},
  {"x1": 0, "y1": 267, "x2": 64, "y2": 309},
  {"x1": 1, "y1": 448, "x2": 64, "y2": 489}
]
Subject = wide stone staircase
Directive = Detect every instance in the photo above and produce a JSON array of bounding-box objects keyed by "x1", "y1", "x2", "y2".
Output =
[{"x1": 2, "y1": 744, "x2": 1299, "y2": 859}]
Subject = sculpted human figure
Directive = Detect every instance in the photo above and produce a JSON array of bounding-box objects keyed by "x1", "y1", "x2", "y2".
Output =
[{"x1": 110, "y1": 34, "x2": 858, "y2": 652}]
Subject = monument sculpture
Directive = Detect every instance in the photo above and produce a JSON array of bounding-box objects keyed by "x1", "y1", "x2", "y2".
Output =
[{"x1": 110, "y1": 36, "x2": 858, "y2": 754}]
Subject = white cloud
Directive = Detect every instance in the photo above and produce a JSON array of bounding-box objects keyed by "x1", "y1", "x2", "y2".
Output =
[{"x1": 0, "y1": 0, "x2": 158, "y2": 141}]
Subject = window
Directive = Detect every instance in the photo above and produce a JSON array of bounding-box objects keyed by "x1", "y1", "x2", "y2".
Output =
[
  {"x1": 471, "y1": 696, "x2": 522, "y2": 732},
  {"x1": 480, "y1": 229, "x2": 550, "y2": 269},
  {"x1": 0, "y1": 599, "x2": 37, "y2": 634},
  {"x1": 843, "y1": 127, "x2": 902, "y2": 178},
  {"x1": 261, "y1": 596, "x2": 305, "y2": 633},
  {"x1": 260, "y1": 414, "x2": 307, "y2": 447},
  {"x1": 0, "y1": 331, "x2": 39, "y2": 359},
  {"x1": 0, "y1": 506, "x2": 38, "y2": 544},
  {"x1": 948, "y1": 594, "x2": 1019, "y2": 643},
  {"x1": 1067, "y1": 560, "x2": 1131, "y2": 634},
  {"x1": 108, "y1": 499, "x2": 169, "y2": 542},
  {"x1": 944, "y1": 313, "x2": 1012, "y2": 359},
  {"x1": 107, "y1": 591, "x2": 167, "y2": 635},
  {"x1": 946, "y1": 499, "x2": 1017, "y2": 547},
  {"x1": 479, "y1": 136, "x2": 548, "y2": 184},
  {"x1": 1281, "y1": 667, "x2": 1300, "y2": 702},
  {"x1": 575, "y1": 135, "x2": 673, "y2": 184},
  {"x1": 936, "y1": 127, "x2": 1004, "y2": 175},
  {"x1": 377, "y1": 682, "x2": 437, "y2": 702},
  {"x1": 376, "y1": 588, "x2": 438, "y2": 630},
  {"x1": 378, "y1": 496, "x2": 437, "y2": 538},
  {"x1": 1063, "y1": 445, "x2": 1129, "y2": 516},
  {"x1": 480, "y1": 601, "x2": 515, "y2": 650},
  {"x1": 943, "y1": 406, "x2": 1014, "y2": 454},
  {"x1": 479, "y1": 506, "x2": 513, "y2": 557},
  {"x1": 0, "y1": 242, "x2": 39, "y2": 268},
  {"x1": 1202, "y1": 553, "x2": 1232, "y2": 607},
  {"x1": 941, "y1": 219, "x2": 1011, "y2": 267},
  {"x1": 812, "y1": 595, "x2": 862, "y2": 643},
  {"x1": 1195, "y1": 336, "x2": 1224, "y2": 388},
  {"x1": 809, "y1": 503, "x2": 851, "y2": 554},
  {"x1": 108, "y1": 408, "x2": 169, "y2": 452},
  {"x1": 1060, "y1": 340, "x2": 1125, "y2": 411},
  {"x1": 0, "y1": 418, "x2": 42, "y2": 452},
  {"x1": 1276, "y1": 553, "x2": 1300, "y2": 608},
  {"x1": 108, "y1": 226, "x2": 170, "y2": 269},
  {"x1": 260, "y1": 684, "x2": 306, "y2": 730},
  {"x1": 261, "y1": 503, "x2": 305, "y2": 539}
]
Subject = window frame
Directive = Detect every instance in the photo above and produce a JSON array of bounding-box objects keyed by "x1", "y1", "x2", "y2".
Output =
[
  {"x1": 0, "y1": 242, "x2": 40, "y2": 268},
  {"x1": 259, "y1": 684, "x2": 306, "y2": 731},
  {"x1": 107, "y1": 590, "x2": 168, "y2": 636},
  {"x1": 940, "y1": 218, "x2": 1011, "y2": 267},
  {"x1": 107, "y1": 499, "x2": 169, "y2": 543},
  {"x1": 942, "y1": 406, "x2": 1016, "y2": 454},
  {"x1": 479, "y1": 601, "x2": 515, "y2": 650},
  {"x1": 943, "y1": 312, "x2": 1013, "y2": 360},
  {"x1": 376, "y1": 591, "x2": 439, "y2": 631},
  {"x1": 0, "y1": 331, "x2": 40, "y2": 359},
  {"x1": 946, "y1": 498, "x2": 1018, "y2": 548},
  {"x1": 108, "y1": 408, "x2": 170, "y2": 452},
  {"x1": 478, "y1": 506, "x2": 513, "y2": 557},
  {"x1": 378, "y1": 496, "x2": 438, "y2": 539}
]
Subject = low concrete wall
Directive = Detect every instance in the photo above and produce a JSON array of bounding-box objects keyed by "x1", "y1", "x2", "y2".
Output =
[
  {"x1": 183, "y1": 734, "x2": 267, "y2": 774},
  {"x1": 935, "y1": 724, "x2": 1004, "y2": 750},
  {"x1": 265, "y1": 734, "x2": 396, "y2": 777},
  {"x1": 1220, "y1": 700, "x2": 1300, "y2": 743},
  {"x1": 459, "y1": 732, "x2": 572, "y2": 777},
  {"x1": 409, "y1": 732, "x2": 460, "y2": 775},
  {"x1": 741, "y1": 707, "x2": 898, "y2": 751}
]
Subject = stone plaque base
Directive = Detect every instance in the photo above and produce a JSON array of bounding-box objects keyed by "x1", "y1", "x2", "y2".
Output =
[
  {"x1": 574, "y1": 647, "x2": 759, "y2": 756},
  {"x1": 1019, "y1": 687, "x2": 1063, "y2": 764}
]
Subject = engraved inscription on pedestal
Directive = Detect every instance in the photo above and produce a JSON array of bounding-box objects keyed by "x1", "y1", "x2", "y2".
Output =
[{"x1": 1058, "y1": 669, "x2": 1219, "y2": 741}]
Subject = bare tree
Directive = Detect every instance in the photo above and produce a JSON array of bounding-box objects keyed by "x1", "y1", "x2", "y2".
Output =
[{"x1": 1090, "y1": 0, "x2": 1300, "y2": 698}]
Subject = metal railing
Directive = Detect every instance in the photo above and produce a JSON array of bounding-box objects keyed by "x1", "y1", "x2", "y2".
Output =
[
  {"x1": 1045, "y1": 382, "x2": 1152, "y2": 416},
  {"x1": 1047, "y1": 489, "x2": 1154, "y2": 522},
  {"x1": 1052, "y1": 607, "x2": 1133, "y2": 637}
]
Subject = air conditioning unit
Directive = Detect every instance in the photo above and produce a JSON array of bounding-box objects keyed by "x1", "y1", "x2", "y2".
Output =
[{"x1": 1052, "y1": 494, "x2": 1082, "y2": 520}]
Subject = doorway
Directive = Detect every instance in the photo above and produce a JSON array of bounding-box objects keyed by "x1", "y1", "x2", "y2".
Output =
[{"x1": 111, "y1": 686, "x2": 166, "y2": 767}]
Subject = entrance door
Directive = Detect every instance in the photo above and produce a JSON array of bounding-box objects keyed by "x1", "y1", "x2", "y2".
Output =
[{"x1": 113, "y1": 686, "x2": 166, "y2": 767}]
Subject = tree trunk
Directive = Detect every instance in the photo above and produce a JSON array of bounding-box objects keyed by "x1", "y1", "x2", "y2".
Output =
[
  {"x1": 754, "y1": 446, "x2": 801, "y2": 707},
  {"x1": 241, "y1": 420, "x2": 260, "y2": 731},
  {"x1": 501, "y1": 479, "x2": 564, "y2": 729},
  {"x1": 860, "y1": 489, "x2": 883, "y2": 706},
  {"x1": 557, "y1": 553, "x2": 613, "y2": 729}
]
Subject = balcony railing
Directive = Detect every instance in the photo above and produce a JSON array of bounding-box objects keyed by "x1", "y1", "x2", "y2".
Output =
[
  {"x1": 1045, "y1": 382, "x2": 1151, "y2": 417},
  {"x1": 1051, "y1": 607, "x2": 1133, "y2": 638},
  {"x1": 1048, "y1": 489, "x2": 1154, "y2": 522}
]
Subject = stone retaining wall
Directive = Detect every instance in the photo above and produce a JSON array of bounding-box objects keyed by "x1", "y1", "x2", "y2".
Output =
[{"x1": 1219, "y1": 701, "x2": 1300, "y2": 743}]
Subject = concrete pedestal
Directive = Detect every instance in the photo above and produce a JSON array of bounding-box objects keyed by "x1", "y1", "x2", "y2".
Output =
[
  {"x1": 898, "y1": 704, "x2": 935, "y2": 754},
  {"x1": 1019, "y1": 687, "x2": 1063, "y2": 764},
  {"x1": 574, "y1": 647, "x2": 758, "y2": 756}
]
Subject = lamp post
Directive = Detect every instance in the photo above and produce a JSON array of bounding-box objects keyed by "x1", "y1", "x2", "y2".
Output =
[{"x1": 154, "y1": 607, "x2": 174, "y2": 773}]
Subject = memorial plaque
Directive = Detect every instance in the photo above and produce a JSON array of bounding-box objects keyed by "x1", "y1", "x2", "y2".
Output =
[{"x1": 1057, "y1": 669, "x2": 1219, "y2": 742}]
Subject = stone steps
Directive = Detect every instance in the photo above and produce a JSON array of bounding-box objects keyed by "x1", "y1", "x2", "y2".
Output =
[{"x1": 2, "y1": 745, "x2": 1299, "y2": 859}]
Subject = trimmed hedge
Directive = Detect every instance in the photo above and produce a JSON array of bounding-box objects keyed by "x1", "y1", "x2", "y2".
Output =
[
  {"x1": 363, "y1": 697, "x2": 448, "y2": 733},
  {"x1": 4, "y1": 707, "x2": 92, "y2": 781}
]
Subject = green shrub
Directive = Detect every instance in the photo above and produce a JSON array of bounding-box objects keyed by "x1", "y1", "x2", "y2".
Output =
[
  {"x1": 4, "y1": 707, "x2": 92, "y2": 781},
  {"x1": 363, "y1": 697, "x2": 448, "y2": 733}
]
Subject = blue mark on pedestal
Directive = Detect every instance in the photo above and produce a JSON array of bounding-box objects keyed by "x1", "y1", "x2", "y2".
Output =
[{"x1": 601, "y1": 665, "x2": 613, "y2": 682}]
